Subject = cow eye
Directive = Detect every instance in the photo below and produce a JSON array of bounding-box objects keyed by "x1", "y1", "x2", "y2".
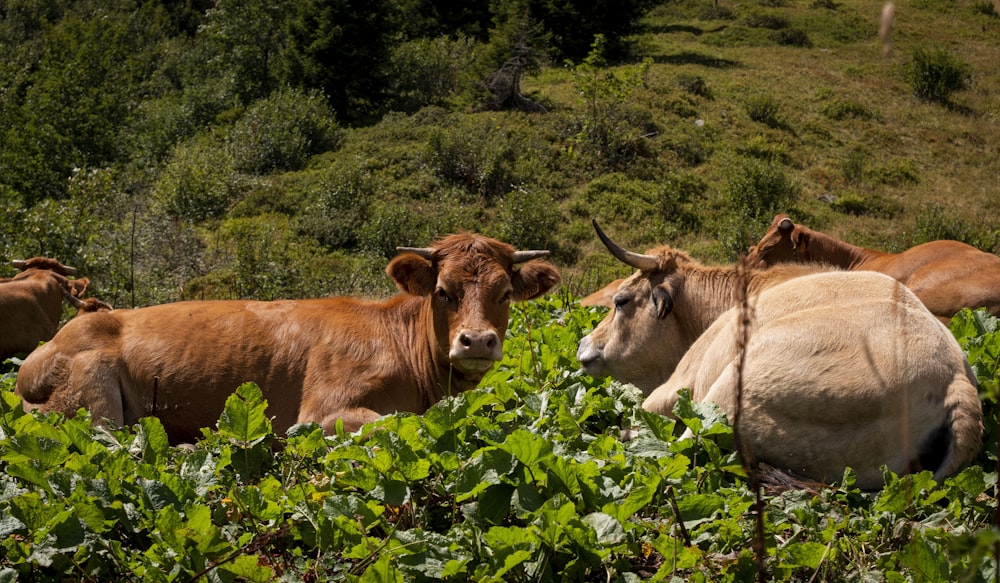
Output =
[
  {"x1": 436, "y1": 288, "x2": 453, "y2": 303},
  {"x1": 499, "y1": 290, "x2": 512, "y2": 304},
  {"x1": 613, "y1": 295, "x2": 629, "y2": 311}
]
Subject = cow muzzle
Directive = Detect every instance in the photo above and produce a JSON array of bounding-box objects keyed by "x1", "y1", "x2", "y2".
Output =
[
  {"x1": 576, "y1": 334, "x2": 607, "y2": 377},
  {"x1": 450, "y1": 328, "x2": 503, "y2": 372}
]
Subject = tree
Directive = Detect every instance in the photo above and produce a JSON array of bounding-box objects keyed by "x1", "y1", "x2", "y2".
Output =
[
  {"x1": 0, "y1": 2, "x2": 167, "y2": 202},
  {"x1": 280, "y1": 0, "x2": 403, "y2": 123}
]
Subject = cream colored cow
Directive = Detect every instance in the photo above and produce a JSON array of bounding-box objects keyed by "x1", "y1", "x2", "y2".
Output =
[{"x1": 577, "y1": 221, "x2": 982, "y2": 489}]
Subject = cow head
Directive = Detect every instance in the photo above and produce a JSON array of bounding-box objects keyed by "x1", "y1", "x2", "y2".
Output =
[
  {"x1": 576, "y1": 221, "x2": 697, "y2": 394},
  {"x1": 386, "y1": 233, "x2": 560, "y2": 377},
  {"x1": 745, "y1": 214, "x2": 811, "y2": 267},
  {"x1": 11, "y1": 257, "x2": 78, "y2": 277}
]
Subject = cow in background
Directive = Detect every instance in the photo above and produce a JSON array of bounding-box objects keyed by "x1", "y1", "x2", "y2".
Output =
[
  {"x1": 747, "y1": 213, "x2": 1000, "y2": 323},
  {"x1": 1, "y1": 257, "x2": 92, "y2": 359},
  {"x1": 17, "y1": 233, "x2": 560, "y2": 443},
  {"x1": 577, "y1": 221, "x2": 981, "y2": 489},
  {"x1": 579, "y1": 278, "x2": 623, "y2": 308}
]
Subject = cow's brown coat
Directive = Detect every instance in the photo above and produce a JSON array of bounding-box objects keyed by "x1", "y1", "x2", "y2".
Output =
[
  {"x1": 16, "y1": 234, "x2": 560, "y2": 442},
  {"x1": 747, "y1": 213, "x2": 1000, "y2": 323}
]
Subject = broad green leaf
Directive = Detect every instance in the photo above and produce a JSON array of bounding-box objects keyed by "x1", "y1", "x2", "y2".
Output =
[
  {"x1": 903, "y1": 537, "x2": 950, "y2": 582},
  {"x1": 780, "y1": 541, "x2": 829, "y2": 569},
  {"x1": 583, "y1": 512, "x2": 625, "y2": 546},
  {"x1": 217, "y1": 382, "x2": 272, "y2": 447},
  {"x1": 131, "y1": 416, "x2": 170, "y2": 465},
  {"x1": 496, "y1": 428, "x2": 554, "y2": 467},
  {"x1": 675, "y1": 493, "x2": 725, "y2": 528},
  {"x1": 218, "y1": 553, "x2": 275, "y2": 582},
  {"x1": 359, "y1": 553, "x2": 404, "y2": 583}
]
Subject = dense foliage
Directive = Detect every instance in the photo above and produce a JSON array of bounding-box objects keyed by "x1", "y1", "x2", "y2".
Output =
[
  {"x1": 2, "y1": 0, "x2": 997, "y2": 309},
  {"x1": 1, "y1": 302, "x2": 998, "y2": 581}
]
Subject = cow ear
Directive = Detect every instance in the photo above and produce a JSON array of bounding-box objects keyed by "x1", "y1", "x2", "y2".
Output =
[
  {"x1": 791, "y1": 230, "x2": 811, "y2": 253},
  {"x1": 651, "y1": 285, "x2": 673, "y2": 319},
  {"x1": 512, "y1": 261, "x2": 561, "y2": 301},
  {"x1": 69, "y1": 277, "x2": 90, "y2": 298},
  {"x1": 386, "y1": 253, "x2": 437, "y2": 296}
]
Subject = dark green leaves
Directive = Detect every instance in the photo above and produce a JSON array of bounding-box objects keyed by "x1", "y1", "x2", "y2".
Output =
[{"x1": 0, "y1": 300, "x2": 996, "y2": 580}]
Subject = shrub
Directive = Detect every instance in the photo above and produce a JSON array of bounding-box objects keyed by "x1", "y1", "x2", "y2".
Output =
[
  {"x1": 774, "y1": 28, "x2": 812, "y2": 47},
  {"x1": 972, "y1": 0, "x2": 998, "y2": 16},
  {"x1": 869, "y1": 158, "x2": 920, "y2": 186},
  {"x1": 497, "y1": 187, "x2": 563, "y2": 255},
  {"x1": 675, "y1": 74, "x2": 713, "y2": 99},
  {"x1": 720, "y1": 156, "x2": 798, "y2": 258},
  {"x1": 744, "y1": 13, "x2": 789, "y2": 29},
  {"x1": 903, "y1": 47, "x2": 972, "y2": 103},
  {"x1": 388, "y1": 35, "x2": 480, "y2": 112},
  {"x1": 821, "y1": 99, "x2": 875, "y2": 121},
  {"x1": 196, "y1": 214, "x2": 346, "y2": 300},
  {"x1": 914, "y1": 203, "x2": 977, "y2": 245},
  {"x1": 153, "y1": 133, "x2": 237, "y2": 222},
  {"x1": 296, "y1": 158, "x2": 377, "y2": 250},
  {"x1": 227, "y1": 88, "x2": 343, "y2": 174},
  {"x1": 744, "y1": 93, "x2": 782, "y2": 128},
  {"x1": 424, "y1": 115, "x2": 526, "y2": 201},
  {"x1": 725, "y1": 156, "x2": 797, "y2": 221},
  {"x1": 568, "y1": 35, "x2": 654, "y2": 170},
  {"x1": 830, "y1": 191, "x2": 902, "y2": 218}
]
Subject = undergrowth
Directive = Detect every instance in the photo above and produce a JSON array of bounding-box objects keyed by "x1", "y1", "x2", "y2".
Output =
[{"x1": 0, "y1": 302, "x2": 997, "y2": 581}]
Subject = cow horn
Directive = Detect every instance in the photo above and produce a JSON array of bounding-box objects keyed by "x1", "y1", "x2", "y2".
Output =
[
  {"x1": 396, "y1": 247, "x2": 434, "y2": 259},
  {"x1": 11, "y1": 260, "x2": 26, "y2": 269},
  {"x1": 592, "y1": 220, "x2": 660, "y2": 271},
  {"x1": 512, "y1": 250, "x2": 550, "y2": 263}
]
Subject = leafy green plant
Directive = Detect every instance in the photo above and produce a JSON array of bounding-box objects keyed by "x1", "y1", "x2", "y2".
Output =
[
  {"x1": 2, "y1": 299, "x2": 997, "y2": 581},
  {"x1": 227, "y1": 88, "x2": 343, "y2": 174},
  {"x1": 568, "y1": 34, "x2": 654, "y2": 170},
  {"x1": 744, "y1": 93, "x2": 782, "y2": 128},
  {"x1": 903, "y1": 46, "x2": 972, "y2": 103}
]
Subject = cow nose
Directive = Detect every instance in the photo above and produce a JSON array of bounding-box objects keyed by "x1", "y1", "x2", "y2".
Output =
[
  {"x1": 576, "y1": 335, "x2": 605, "y2": 375},
  {"x1": 451, "y1": 329, "x2": 502, "y2": 361}
]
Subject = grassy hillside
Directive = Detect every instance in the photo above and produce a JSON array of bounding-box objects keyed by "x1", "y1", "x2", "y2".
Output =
[
  {"x1": 1, "y1": 0, "x2": 997, "y2": 306},
  {"x1": 537, "y1": 0, "x2": 1000, "y2": 281},
  {"x1": 223, "y1": 0, "x2": 1000, "y2": 298}
]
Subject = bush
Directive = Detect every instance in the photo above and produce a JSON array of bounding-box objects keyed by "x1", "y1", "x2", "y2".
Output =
[
  {"x1": 424, "y1": 115, "x2": 526, "y2": 201},
  {"x1": 497, "y1": 187, "x2": 563, "y2": 255},
  {"x1": 744, "y1": 93, "x2": 782, "y2": 128},
  {"x1": 821, "y1": 99, "x2": 875, "y2": 121},
  {"x1": 774, "y1": 28, "x2": 812, "y2": 47},
  {"x1": 830, "y1": 191, "x2": 902, "y2": 218},
  {"x1": 675, "y1": 74, "x2": 713, "y2": 99},
  {"x1": 388, "y1": 35, "x2": 480, "y2": 112},
  {"x1": 725, "y1": 156, "x2": 797, "y2": 221},
  {"x1": 296, "y1": 158, "x2": 378, "y2": 250},
  {"x1": 227, "y1": 88, "x2": 343, "y2": 174},
  {"x1": 153, "y1": 133, "x2": 237, "y2": 222},
  {"x1": 903, "y1": 47, "x2": 971, "y2": 103}
]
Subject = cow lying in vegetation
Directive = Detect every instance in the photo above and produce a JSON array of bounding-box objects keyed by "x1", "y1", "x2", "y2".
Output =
[
  {"x1": 16, "y1": 233, "x2": 560, "y2": 443},
  {"x1": 747, "y1": 213, "x2": 1000, "y2": 324},
  {"x1": 577, "y1": 221, "x2": 982, "y2": 489},
  {"x1": 1, "y1": 257, "x2": 92, "y2": 360}
]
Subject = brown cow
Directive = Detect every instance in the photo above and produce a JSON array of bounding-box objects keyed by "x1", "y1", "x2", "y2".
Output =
[
  {"x1": 577, "y1": 222, "x2": 982, "y2": 489},
  {"x1": 747, "y1": 213, "x2": 1000, "y2": 324},
  {"x1": 62, "y1": 286, "x2": 114, "y2": 314},
  {"x1": 579, "y1": 279, "x2": 623, "y2": 308},
  {"x1": 1, "y1": 257, "x2": 91, "y2": 359},
  {"x1": 16, "y1": 233, "x2": 560, "y2": 443}
]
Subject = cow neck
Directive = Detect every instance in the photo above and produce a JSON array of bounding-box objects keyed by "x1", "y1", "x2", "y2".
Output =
[
  {"x1": 413, "y1": 296, "x2": 481, "y2": 411},
  {"x1": 678, "y1": 266, "x2": 756, "y2": 337},
  {"x1": 804, "y1": 228, "x2": 887, "y2": 270}
]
